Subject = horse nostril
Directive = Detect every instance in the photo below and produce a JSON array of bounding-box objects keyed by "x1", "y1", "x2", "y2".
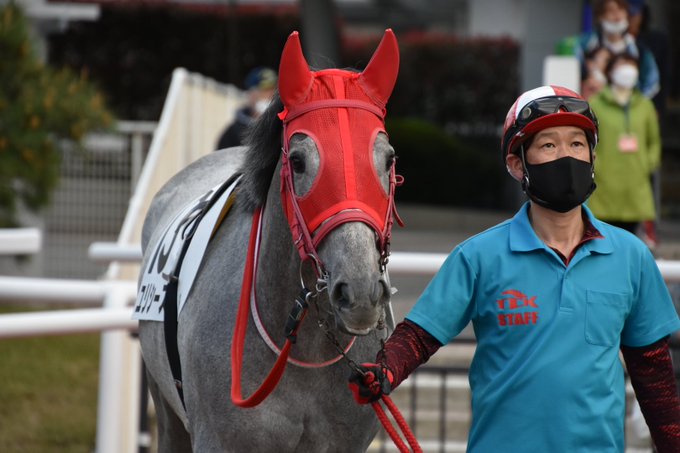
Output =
[
  {"x1": 370, "y1": 280, "x2": 385, "y2": 305},
  {"x1": 332, "y1": 282, "x2": 354, "y2": 310}
]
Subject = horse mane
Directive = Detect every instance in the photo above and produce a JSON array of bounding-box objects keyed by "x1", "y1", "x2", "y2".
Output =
[
  {"x1": 237, "y1": 94, "x2": 284, "y2": 212},
  {"x1": 237, "y1": 67, "x2": 361, "y2": 212}
]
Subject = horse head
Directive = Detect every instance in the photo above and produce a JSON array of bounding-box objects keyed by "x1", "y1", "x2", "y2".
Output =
[{"x1": 276, "y1": 30, "x2": 401, "y2": 336}]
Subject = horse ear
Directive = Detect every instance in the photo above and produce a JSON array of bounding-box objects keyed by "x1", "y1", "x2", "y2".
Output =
[
  {"x1": 278, "y1": 31, "x2": 313, "y2": 107},
  {"x1": 359, "y1": 29, "x2": 400, "y2": 107}
]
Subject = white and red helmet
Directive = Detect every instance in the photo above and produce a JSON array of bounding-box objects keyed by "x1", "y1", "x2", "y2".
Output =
[{"x1": 501, "y1": 85, "x2": 598, "y2": 159}]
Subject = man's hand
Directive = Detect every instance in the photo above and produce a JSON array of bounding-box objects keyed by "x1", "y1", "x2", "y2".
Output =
[{"x1": 348, "y1": 363, "x2": 394, "y2": 404}]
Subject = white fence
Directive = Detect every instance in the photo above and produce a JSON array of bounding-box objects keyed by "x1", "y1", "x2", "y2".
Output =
[
  {"x1": 0, "y1": 68, "x2": 245, "y2": 453},
  {"x1": 0, "y1": 228, "x2": 41, "y2": 255},
  {"x1": 89, "y1": 245, "x2": 680, "y2": 281}
]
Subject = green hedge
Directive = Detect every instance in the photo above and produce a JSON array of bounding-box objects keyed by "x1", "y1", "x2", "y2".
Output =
[{"x1": 387, "y1": 117, "x2": 504, "y2": 208}]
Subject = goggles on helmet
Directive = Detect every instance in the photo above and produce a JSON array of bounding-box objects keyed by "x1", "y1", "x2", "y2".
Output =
[
  {"x1": 516, "y1": 96, "x2": 596, "y2": 127},
  {"x1": 502, "y1": 91, "x2": 599, "y2": 160}
]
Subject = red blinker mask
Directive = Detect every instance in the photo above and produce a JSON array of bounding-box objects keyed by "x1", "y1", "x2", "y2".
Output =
[{"x1": 277, "y1": 30, "x2": 401, "y2": 264}]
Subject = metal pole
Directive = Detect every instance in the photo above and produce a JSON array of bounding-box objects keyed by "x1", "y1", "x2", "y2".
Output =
[
  {"x1": 0, "y1": 276, "x2": 136, "y2": 303},
  {"x1": 0, "y1": 307, "x2": 136, "y2": 338},
  {"x1": 137, "y1": 359, "x2": 151, "y2": 453},
  {"x1": 95, "y1": 285, "x2": 136, "y2": 453},
  {"x1": 83, "y1": 243, "x2": 680, "y2": 283},
  {"x1": 131, "y1": 132, "x2": 144, "y2": 192},
  {"x1": 0, "y1": 228, "x2": 42, "y2": 254}
]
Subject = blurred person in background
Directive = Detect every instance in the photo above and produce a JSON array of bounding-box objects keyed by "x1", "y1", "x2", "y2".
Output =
[
  {"x1": 627, "y1": 0, "x2": 669, "y2": 114},
  {"x1": 576, "y1": 0, "x2": 660, "y2": 100},
  {"x1": 216, "y1": 67, "x2": 277, "y2": 150},
  {"x1": 628, "y1": 0, "x2": 670, "y2": 249},
  {"x1": 587, "y1": 52, "x2": 661, "y2": 249},
  {"x1": 582, "y1": 46, "x2": 612, "y2": 99}
]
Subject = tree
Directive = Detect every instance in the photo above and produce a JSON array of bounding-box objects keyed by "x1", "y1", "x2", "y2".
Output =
[{"x1": 0, "y1": 3, "x2": 113, "y2": 227}]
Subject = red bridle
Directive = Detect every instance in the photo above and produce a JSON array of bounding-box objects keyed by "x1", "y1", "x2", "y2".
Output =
[
  {"x1": 278, "y1": 96, "x2": 403, "y2": 275},
  {"x1": 275, "y1": 28, "x2": 402, "y2": 275}
]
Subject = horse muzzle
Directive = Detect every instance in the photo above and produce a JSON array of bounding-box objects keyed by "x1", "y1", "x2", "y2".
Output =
[{"x1": 330, "y1": 276, "x2": 390, "y2": 336}]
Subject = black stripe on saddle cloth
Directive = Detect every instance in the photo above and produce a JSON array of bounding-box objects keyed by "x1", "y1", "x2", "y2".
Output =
[{"x1": 162, "y1": 172, "x2": 242, "y2": 407}]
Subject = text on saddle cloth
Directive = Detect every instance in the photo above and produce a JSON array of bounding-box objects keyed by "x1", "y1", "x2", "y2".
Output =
[{"x1": 133, "y1": 175, "x2": 242, "y2": 321}]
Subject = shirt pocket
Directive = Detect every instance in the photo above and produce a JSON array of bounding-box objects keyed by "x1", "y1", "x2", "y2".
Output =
[{"x1": 585, "y1": 290, "x2": 630, "y2": 347}]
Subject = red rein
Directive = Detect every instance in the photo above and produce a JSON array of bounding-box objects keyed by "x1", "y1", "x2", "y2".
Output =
[{"x1": 230, "y1": 207, "x2": 297, "y2": 408}]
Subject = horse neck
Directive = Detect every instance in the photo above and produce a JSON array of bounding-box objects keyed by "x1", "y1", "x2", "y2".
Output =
[
  {"x1": 254, "y1": 166, "x2": 356, "y2": 362},
  {"x1": 256, "y1": 167, "x2": 300, "y2": 303}
]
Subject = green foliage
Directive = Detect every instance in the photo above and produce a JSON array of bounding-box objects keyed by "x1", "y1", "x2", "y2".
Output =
[
  {"x1": 0, "y1": 3, "x2": 114, "y2": 227},
  {"x1": 387, "y1": 117, "x2": 503, "y2": 208}
]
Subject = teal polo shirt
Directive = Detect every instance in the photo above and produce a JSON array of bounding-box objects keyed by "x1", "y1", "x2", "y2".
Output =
[{"x1": 407, "y1": 202, "x2": 680, "y2": 453}]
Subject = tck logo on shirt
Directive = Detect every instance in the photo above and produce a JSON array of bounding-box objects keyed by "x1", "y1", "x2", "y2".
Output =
[{"x1": 496, "y1": 289, "x2": 539, "y2": 327}]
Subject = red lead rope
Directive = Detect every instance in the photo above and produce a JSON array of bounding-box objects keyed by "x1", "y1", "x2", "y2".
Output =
[
  {"x1": 231, "y1": 207, "x2": 301, "y2": 408},
  {"x1": 372, "y1": 396, "x2": 423, "y2": 453}
]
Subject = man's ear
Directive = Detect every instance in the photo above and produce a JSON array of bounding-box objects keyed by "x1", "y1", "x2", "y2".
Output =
[{"x1": 505, "y1": 153, "x2": 524, "y2": 182}]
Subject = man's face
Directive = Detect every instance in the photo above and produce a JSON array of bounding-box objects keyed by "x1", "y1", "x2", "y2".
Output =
[
  {"x1": 249, "y1": 87, "x2": 276, "y2": 117},
  {"x1": 600, "y1": 0, "x2": 628, "y2": 23},
  {"x1": 523, "y1": 126, "x2": 591, "y2": 165}
]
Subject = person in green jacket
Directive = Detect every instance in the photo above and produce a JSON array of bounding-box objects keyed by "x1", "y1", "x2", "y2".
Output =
[{"x1": 587, "y1": 52, "x2": 661, "y2": 238}]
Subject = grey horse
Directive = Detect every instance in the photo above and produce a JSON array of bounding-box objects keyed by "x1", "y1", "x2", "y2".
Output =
[{"x1": 138, "y1": 30, "x2": 401, "y2": 452}]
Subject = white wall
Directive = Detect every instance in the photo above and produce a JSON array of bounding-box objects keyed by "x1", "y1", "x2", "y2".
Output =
[
  {"x1": 469, "y1": 0, "x2": 527, "y2": 40},
  {"x1": 469, "y1": 0, "x2": 581, "y2": 91}
]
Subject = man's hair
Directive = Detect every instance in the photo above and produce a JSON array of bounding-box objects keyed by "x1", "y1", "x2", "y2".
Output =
[
  {"x1": 593, "y1": 0, "x2": 630, "y2": 20},
  {"x1": 605, "y1": 52, "x2": 639, "y2": 76}
]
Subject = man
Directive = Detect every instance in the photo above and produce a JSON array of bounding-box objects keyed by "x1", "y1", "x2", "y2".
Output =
[
  {"x1": 349, "y1": 86, "x2": 680, "y2": 452},
  {"x1": 216, "y1": 67, "x2": 277, "y2": 150}
]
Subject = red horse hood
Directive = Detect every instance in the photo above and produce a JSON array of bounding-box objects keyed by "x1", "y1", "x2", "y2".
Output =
[{"x1": 277, "y1": 30, "x2": 400, "y2": 255}]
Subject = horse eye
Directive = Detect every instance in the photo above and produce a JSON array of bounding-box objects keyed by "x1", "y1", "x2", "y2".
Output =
[
  {"x1": 385, "y1": 153, "x2": 396, "y2": 172},
  {"x1": 289, "y1": 153, "x2": 306, "y2": 174}
]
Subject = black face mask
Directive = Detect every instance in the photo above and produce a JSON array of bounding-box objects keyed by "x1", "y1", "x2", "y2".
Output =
[{"x1": 522, "y1": 156, "x2": 596, "y2": 213}]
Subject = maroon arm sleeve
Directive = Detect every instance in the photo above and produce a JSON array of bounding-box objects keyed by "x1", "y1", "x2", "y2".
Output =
[
  {"x1": 621, "y1": 337, "x2": 680, "y2": 453},
  {"x1": 376, "y1": 319, "x2": 443, "y2": 389}
]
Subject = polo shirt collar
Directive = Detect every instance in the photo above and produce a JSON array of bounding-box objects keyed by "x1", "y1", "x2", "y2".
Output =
[{"x1": 509, "y1": 202, "x2": 613, "y2": 255}]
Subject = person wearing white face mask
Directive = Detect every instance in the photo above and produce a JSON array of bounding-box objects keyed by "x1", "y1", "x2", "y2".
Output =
[
  {"x1": 587, "y1": 53, "x2": 661, "y2": 244},
  {"x1": 575, "y1": 0, "x2": 660, "y2": 99},
  {"x1": 216, "y1": 67, "x2": 278, "y2": 150}
]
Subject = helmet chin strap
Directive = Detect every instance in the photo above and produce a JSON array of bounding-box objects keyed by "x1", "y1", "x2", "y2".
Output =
[{"x1": 519, "y1": 144, "x2": 531, "y2": 193}]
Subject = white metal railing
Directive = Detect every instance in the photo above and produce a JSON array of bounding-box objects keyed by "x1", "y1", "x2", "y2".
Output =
[
  {"x1": 0, "y1": 228, "x2": 42, "y2": 255},
  {"x1": 0, "y1": 279, "x2": 136, "y2": 338},
  {"x1": 88, "y1": 243, "x2": 680, "y2": 282}
]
